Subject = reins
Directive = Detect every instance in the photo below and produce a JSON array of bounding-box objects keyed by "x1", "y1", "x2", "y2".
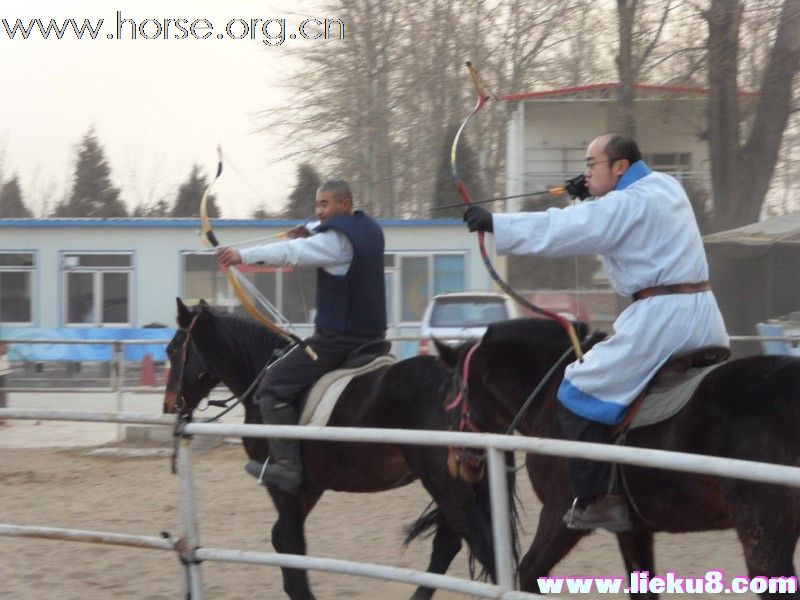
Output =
[{"x1": 504, "y1": 346, "x2": 575, "y2": 435}]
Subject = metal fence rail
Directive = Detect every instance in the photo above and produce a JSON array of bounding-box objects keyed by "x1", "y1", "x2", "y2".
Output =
[{"x1": 2, "y1": 408, "x2": 800, "y2": 598}]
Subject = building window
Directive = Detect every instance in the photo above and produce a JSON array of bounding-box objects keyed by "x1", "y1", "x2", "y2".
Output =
[
  {"x1": 180, "y1": 251, "x2": 465, "y2": 327},
  {"x1": 0, "y1": 252, "x2": 34, "y2": 324},
  {"x1": 181, "y1": 253, "x2": 309, "y2": 324},
  {"x1": 644, "y1": 152, "x2": 691, "y2": 172},
  {"x1": 281, "y1": 266, "x2": 316, "y2": 324},
  {"x1": 62, "y1": 253, "x2": 132, "y2": 326},
  {"x1": 392, "y1": 253, "x2": 465, "y2": 324}
]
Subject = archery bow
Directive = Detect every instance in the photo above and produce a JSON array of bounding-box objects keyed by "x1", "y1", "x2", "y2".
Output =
[
  {"x1": 199, "y1": 146, "x2": 318, "y2": 360},
  {"x1": 451, "y1": 62, "x2": 584, "y2": 360}
]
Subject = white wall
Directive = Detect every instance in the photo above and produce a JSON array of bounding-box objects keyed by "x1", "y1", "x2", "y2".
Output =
[{"x1": 0, "y1": 219, "x2": 494, "y2": 329}]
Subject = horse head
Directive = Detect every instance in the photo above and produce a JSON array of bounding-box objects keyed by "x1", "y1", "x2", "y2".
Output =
[
  {"x1": 162, "y1": 298, "x2": 223, "y2": 415},
  {"x1": 436, "y1": 318, "x2": 598, "y2": 482}
]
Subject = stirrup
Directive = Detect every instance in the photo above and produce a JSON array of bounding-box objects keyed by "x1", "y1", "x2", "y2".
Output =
[{"x1": 563, "y1": 497, "x2": 580, "y2": 528}]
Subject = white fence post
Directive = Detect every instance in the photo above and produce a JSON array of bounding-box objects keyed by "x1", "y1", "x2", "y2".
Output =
[
  {"x1": 486, "y1": 447, "x2": 515, "y2": 591},
  {"x1": 177, "y1": 436, "x2": 204, "y2": 599},
  {"x1": 113, "y1": 341, "x2": 125, "y2": 441}
]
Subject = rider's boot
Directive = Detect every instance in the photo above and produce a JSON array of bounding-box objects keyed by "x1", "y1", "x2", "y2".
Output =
[{"x1": 244, "y1": 400, "x2": 302, "y2": 494}]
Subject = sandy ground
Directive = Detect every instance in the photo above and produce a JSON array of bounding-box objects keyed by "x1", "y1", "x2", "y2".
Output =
[{"x1": 0, "y1": 393, "x2": 794, "y2": 599}]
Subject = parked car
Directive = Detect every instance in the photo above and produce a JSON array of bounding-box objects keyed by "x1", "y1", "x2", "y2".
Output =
[{"x1": 419, "y1": 291, "x2": 521, "y2": 355}]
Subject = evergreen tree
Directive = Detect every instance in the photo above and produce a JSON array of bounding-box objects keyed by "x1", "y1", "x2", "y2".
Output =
[
  {"x1": 252, "y1": 207, "x2": 279, "y2": 218},
  {"x1": 0, "y1": 175, "x2": 32, "y2": 217},
  {"x1": 431, "y1": 124, "x2": 485, "y2": 218},
  {"x1": 170, "y1": 164, "x2": 219, "y2": 217},
  {"x1": 132, "y1": 198, "x2": 171, "y2": 217},
  {"x1": 53, "y1": 128, "x2": 127, "y2": 217},
  {"x1": 284, "y1": 163, "x2": 321, "y2": 219}
]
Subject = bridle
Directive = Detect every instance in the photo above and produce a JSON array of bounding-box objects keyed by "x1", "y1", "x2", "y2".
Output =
[
  {"x1": 169, "y1": 314, "x2": 220, "y2": 416},
  {"x1": 446, "y1": 341, "x2": 578, "y2": 432},
  {"x1": 443, "y1": 342, "x2": 485, "y2": 472}
]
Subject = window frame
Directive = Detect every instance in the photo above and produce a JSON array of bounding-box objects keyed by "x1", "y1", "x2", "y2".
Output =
[
  {"x1": 61, "y1": 251, "x2": 133, "y2": 327},
  {"x1": 0, "y1": 251, "x2": 36, "y2": 326},
  {"x1": 389, "y1": 251, "x2": 467, "y2": 326}
]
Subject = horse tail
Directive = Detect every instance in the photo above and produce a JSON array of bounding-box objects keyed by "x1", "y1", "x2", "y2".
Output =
[
  {"x1": 469, "y1": 450, "x2": 521, "y2": 580},
  {"x1": 402, "y1": 454, "x2": 520, "y2": 579},
  {"x1": 402, "y1": 500, "x2": 440, "y2": 548}
]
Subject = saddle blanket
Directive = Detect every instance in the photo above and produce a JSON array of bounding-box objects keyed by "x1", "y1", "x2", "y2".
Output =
[
  {"x1": 628, "y1": 362, "x2": 725, "y2": 431},
  {"x1": 299, "y1": 355, "x2": 397, "y2": 427}
]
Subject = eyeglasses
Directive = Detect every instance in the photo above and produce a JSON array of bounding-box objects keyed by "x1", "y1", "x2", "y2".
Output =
[{"x1": 584, "y1": 158, "x2": 618, "y2": 170}]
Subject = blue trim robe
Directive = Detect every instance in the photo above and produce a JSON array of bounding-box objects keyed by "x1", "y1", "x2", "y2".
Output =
[{"x1": 492, "y1": 161, "x2": 729, "y2": 425}]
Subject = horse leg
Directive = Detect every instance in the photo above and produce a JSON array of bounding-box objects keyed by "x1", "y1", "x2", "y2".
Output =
[
  {"x1": 616, "y1": 531, "x2": 658, "y2": 599},
  {"x1": 409, "y1": 515, "x2": 463, "y2": 600},
  {"x1": 735, "y1": 512, "x2": 799, "y2": 598},
  {"x1": 271, "y1": 488, "x2": 324, "y2": 600},
  {"x1": 518, "y1": 504, "x2": 588, "y2": 593}
]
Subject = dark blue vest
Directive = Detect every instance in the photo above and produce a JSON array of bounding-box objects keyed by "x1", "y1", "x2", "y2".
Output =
[{"x1": 314, "y1": 212, "x2": 386, "y2": 336}]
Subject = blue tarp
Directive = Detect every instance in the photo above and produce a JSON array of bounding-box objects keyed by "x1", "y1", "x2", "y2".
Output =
[{"x1": 0, "y1": 327, "x2": 175, "y2": 361}]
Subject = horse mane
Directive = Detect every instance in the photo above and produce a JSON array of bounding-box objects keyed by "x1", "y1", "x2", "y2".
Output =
[
  {"x1": 482, "y1": 318, "x2": 594, "y2": 352},
  {"x1": 199, "y1": 306, "x2": 291, "y2": 372}
]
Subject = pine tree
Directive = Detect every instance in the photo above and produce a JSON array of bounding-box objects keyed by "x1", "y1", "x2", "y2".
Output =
[
  {"x1": 284, "y1": 163, "x2": 321, "y2": 219},
  {"x1": 431, "y1": 124, "x2": 485, "y2": 218},
  {"x1": 170, "y1": 164, "x2": 219, "y2": 217},
  {"x1": 0, "y1": 175, "x2": 32, "y2": 217},
  {"x1": 132, "y1": 198, "x2": 171, "y2": 217},
  {"x1": 53, "y1": 128, "x2": 127, "y2": 217}
]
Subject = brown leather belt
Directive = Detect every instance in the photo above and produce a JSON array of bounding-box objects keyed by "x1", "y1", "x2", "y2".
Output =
[{"x1": 632, "y1": 281, "x2": 710, "y2": 302}]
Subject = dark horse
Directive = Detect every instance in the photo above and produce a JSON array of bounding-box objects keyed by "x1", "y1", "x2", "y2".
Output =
[
  {"x1": 436, "y1": 318, "x2": 800, "y2": 598},
  {"x1": 163, "y1": 299, "x2": 514, "y2": 600}
]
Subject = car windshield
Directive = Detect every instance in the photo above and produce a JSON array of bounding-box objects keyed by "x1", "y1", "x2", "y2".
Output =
[{"x1": 429, "y1": 298, "x2": 508, "y2": 327}]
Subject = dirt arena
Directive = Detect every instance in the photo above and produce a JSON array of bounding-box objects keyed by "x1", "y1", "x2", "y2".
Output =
[{"x1": 3, "y1": 414, "x2": 793, "y2": 600}]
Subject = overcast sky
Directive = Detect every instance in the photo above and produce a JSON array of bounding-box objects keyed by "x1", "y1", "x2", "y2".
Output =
[{"x1": 0, "y1": 0, "x2": 332, "y2": 218}]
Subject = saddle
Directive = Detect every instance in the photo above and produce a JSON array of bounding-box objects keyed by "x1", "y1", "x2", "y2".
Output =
[
  {"x1": 298, "y1": 340, "x2": 396, "y2": 427},
  {"x1": 610, "y1": 345, "x2": 730, "y2": 437}
]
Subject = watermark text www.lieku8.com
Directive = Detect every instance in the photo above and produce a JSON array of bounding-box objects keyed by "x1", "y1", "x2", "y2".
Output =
[
  {"x1": 537, "y1": 571, "x2": 798, "y2": 595},
  {"x1": 1, "y1": 11, "x2": 345, "y2": 46}
]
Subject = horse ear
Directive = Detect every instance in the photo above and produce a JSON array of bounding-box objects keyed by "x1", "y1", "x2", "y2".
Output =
[
  {"x1": 176, "y1": 298, "x2": 192, "y2": 328},
  {"x1": 433, "y1": 338, "x2": 459, "y2": 368},
  {"x1": 199, "y1": 298, "x2": 209, "y2": 307}
]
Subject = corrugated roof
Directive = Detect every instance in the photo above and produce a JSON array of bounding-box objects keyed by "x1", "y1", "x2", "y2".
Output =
[
  {"x1": 502, "y1": 82, "x2": 758, "y2": 102},
  {"x1": 703, "y1": 212, "x2": 800, "y2": 245}
]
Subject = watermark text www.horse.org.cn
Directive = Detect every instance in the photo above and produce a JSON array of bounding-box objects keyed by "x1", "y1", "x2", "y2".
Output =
[
  {"x1": 1, "y1": 11, "x2": 345, "y2": 46},
  {"x1": 537, "y1": 571, "x2": 798, "y2": 595}
]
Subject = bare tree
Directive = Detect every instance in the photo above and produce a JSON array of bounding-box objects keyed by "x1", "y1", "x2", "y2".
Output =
[
  {"x1": 260, "y1": 0, "x2": 576, "y2": 217},
  {"x1": 705, "y1": 0, "x2": 800, "y2": 231}
]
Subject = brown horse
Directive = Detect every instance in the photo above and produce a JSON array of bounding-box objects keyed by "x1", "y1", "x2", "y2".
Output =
[
  {"x1": 163, "y1": 299, "x2": 516, "y2": 600},
  {"x1": 436, "y1": 318, "x2": 800, "y2": 598}
]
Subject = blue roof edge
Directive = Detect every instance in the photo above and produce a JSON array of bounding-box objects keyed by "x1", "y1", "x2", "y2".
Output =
[{"x1": 0, "y1": 218, "x2": 463, "y2": 228}]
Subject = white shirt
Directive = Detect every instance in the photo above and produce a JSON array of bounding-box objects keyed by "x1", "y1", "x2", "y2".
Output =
[
  {"x1": 492, "y1": 166, "x2": 729, "y2": 420},
  {"x1": 493, "y1": 170, "x2": 708, "y2": 296},
  {"x1": 239, "y1": 230, "x2": 353, "y2": 276},
  {"x1": 0, "y1": 354, "x2": 11, "y2": 377}
]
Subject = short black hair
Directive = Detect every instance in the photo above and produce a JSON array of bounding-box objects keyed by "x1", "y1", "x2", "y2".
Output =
[
  {"x1": 604, "y1": 135, "x2": 642, "y2": 165},
  {"x1": 317, "y1": 179, "x2": 352, "y2": 203}
]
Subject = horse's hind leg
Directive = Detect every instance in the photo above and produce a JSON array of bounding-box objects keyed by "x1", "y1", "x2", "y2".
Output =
[
  {"x1": 734, "y1": 503, "x2": 799, "y2": 599},
  {"x1": 271, "y1": 488, "x2": 324, "y2": 600},
  {"x1": 616, "y1": 531, "x2": 658, "y2": 599},
  {"x1": 518, "y1": 504, "x2": 588, "y2": 593},
  {"x1": 410, "y1": 515, "x2": 463, "y2": 600}
]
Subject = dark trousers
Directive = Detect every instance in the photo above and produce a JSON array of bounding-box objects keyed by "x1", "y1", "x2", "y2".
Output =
[
  {"x1": 557, "y1": 403, "x2": 613, "y2": 501},
  {"x1": 255, "y1": 327, "x2": 383, "y2": 419}
]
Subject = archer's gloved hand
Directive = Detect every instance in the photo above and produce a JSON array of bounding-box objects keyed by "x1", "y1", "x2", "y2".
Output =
[
  {"x1": 463, "y1": 205, "x2": 494, "y2": 233},
  {"x1": 564, "y1": 173, "x2": 590, "y2": 200}
]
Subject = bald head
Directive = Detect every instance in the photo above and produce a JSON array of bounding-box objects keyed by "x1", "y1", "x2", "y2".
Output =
[{"x1": 584, "y1": 134, "x2": 642, "y2": 197}]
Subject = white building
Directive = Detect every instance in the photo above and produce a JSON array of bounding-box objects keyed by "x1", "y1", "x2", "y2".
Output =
[
  {"x1": 504, "y1": 83, "x2": 715, "y2": 212},
  {"x1": 0, "y1": 218, "x2": 494, "y2": 358}
]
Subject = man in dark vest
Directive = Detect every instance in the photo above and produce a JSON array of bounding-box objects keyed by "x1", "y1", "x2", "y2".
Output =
[{"x1": 216, "y1": 180, "x2": 387, "y2": 494}]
